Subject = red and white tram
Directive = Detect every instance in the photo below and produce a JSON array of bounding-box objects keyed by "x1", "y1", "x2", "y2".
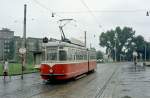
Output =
[{"x1": 40, "y1": 40, "x2": 96, "y2": 80}]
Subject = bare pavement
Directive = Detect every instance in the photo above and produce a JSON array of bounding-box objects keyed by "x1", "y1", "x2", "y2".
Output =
[{"x1": 0, "y1": 62, "x2": 150, "y2": 98}]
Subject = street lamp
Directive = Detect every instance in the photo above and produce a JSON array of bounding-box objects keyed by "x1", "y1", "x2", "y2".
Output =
[
  {"x1": 145, "y1": 11, "x2": 150, "y2": 64},
  {"x1": 144, "y1": 42, "x2": 147, "y2": 62},
  {"x1": 114, "y1": 33, "x2": 117, "y2": 62},
  {"x1": 146, "y1": 11, "x2": 150, "y2": 16}
]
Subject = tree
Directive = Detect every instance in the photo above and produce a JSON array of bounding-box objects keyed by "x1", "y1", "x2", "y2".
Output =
[
  {"x1": 133, "y1": 36, "x2": 145, "y2": 58},
  {"x1": 96, "y1": 50, "x2": 103, "y2": 60},
  {"x1": 146, "y1": 42, "x2": 150, "y2": 60},
  {"x1": 99, "y1": 26, "x2": 135, "y2": 61}
]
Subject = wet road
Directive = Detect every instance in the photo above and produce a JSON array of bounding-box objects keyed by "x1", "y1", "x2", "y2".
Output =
[{"x1": 0, "y1": 62, "x2": 150, "y2": 98}]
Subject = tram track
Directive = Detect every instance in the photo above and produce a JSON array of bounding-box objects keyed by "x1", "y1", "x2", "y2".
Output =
[
  {"x1": 95, "y1": 65, "x2": 120, "y2": 98},
  {"x1": 29, "y1": 72, "x2": 98, "y2": 98}
]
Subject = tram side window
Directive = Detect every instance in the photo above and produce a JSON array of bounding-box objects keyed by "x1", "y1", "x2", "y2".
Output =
[
  {"x1": 90, "y1": 51, "x2": 96, "y2": 60},
  {"x1": 59, "y1": 50, "x2": 67, "y2": 61},
  {"x1": 68, "y1": 48, "x2": 75, "y2": 61},
  {"x1": 67, "y1": 48, "x2": 72, "y2": 60},
  {"x1": 75, "y1": 50, "x2": 86, "y2": 60},
  {"x1": 83, "y1": 51, "x2": 87, "y2": 60},
  {"x1": 76, "y1": 50, "x2": 79, "y2": 60},
  {"x1": 80, "y1": 51, "x2": 84, "y2": 60},
  {"x1": 70, "y1": 49, "x2": 76, "y2": 61},
  {"x1": 76, "y1": 50, "x2": 81, "y2": 60}
]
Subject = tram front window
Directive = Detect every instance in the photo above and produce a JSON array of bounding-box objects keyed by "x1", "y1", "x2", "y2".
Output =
[
  {"x1": 59, "y1": 50, "x2": 67, "y2": 61},
  {"x1": 47, "y1": 47, "x2": 58, "y2": 61},
  {"x1": 47, "y1": 52, "x2": 57, "y2": 61}
]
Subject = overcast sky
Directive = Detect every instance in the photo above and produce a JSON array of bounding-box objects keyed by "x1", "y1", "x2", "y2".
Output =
[{"x1": 0, "y1": 0, "x2": 150, "y2": 51}]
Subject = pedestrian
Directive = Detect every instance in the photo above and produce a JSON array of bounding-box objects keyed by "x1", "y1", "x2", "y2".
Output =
[
  {"x1": 133, "y1": 56, "x2": 137, "y2": 66},
  {"x1": 3, "y1": 59, "x2": 9, "y2": 80}
]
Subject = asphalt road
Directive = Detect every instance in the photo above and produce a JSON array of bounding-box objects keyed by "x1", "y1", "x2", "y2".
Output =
[{"x1": 0, "y1": 62, "x2": 150, "y2": 98}]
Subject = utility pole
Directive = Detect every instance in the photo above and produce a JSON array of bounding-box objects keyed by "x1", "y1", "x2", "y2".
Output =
[
  {"x1": 2, "y1": 41, "x2": 4, "y2": 61},
  {"x1": 115, "y1": 40, "x2": 117, "y2": 62},
  {"x1": 120, "y1": 54, "x2": 121, "y2": 62},
  {"x1": 23, "y1": 4, "x2": 27, "y2": 48},
  {"x1": 114, "y1": 33, "x2": 117, "y2": 62},
  {"x1": 84, "y1": 31, "x2": 86, "y2": 47},
  {"x1": 20, "y1": 4, "x2": 27, "y2": 80},
  {"x1": 145, "y1": 43, "x2": 147, "y2": 62}
]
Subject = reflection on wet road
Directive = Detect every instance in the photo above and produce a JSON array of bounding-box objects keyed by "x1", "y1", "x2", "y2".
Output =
[
  {"x1": 0, "y1": 62, "x2": 150, "y2": 98},
  {"x1": 118, "y1": 63, "x2": 150, "y2": 98}
]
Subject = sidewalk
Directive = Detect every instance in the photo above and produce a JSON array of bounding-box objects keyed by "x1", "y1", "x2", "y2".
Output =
[{"x1": 0, "y1": 73, "x2": 46, "y2": 98}]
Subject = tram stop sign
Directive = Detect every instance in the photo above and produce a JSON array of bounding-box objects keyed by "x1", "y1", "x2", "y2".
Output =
[
  {"x1": 43, "y1": 37, "x2": 48, "y2": 43},
  {"x1": 19, "y1": 48, "x2": 26, "y2": 55}
]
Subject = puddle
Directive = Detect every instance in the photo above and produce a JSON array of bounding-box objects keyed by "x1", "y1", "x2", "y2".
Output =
[
  {"x1": 118, "y1": 63, "x2": 150, "y2": 98},
  {"x1": 122, "y1": 89, "x2": 130, "y2": 92},
  {"x1": 121, "y1": 95, "x2": 132, "y2": 98}
]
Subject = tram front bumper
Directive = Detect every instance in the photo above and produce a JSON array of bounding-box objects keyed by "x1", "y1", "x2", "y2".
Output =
[{"x1": 41, "y1": 74, "x2": 65, "y2": 76}]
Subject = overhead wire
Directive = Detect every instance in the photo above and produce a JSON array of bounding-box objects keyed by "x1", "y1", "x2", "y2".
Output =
[
  {"x1": 33, "y1": 0, "x2": 64, "y2": 19},
  {"x1": 32, "y1": 0, "x2": 148, "y2": 19},
  {"x1": 55, "y1": 9, "x2": 148, "y2": 14},
  {"x1": 32, "y1": 0, "x2": 148, "y2": 14},
  {"x1": 79, "y1": 0, "x2": 102, "y2": 28},
  {"x1": 31, "y1": 0, "x2": 149, "y2": 34}
]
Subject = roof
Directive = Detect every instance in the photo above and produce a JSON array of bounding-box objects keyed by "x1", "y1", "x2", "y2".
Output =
[
  {"x1": 45, "y1": 41, "x2": 86, "y2": 50},
  {"x1": 0, "y1": 28, "x2": 14, "y2": 33}
]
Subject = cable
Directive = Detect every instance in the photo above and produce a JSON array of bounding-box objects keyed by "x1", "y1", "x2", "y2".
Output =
[
  {"x1": 33, "y1": 0, "x2": 50, "y2": 11},
  {"x1": 80, "y1": 0, "x2": 99, "y2": 25},
  {"x1": 32, "y1": 0, "x2": 66, "y2": 20},
  {"x1": 79, "y1": 0, "x2": 102, "y2": 29},
  {"x1": 32, "y1": 0, "x2": 148, "y2": 14},
  {"x1": 55, "y1": 9, "x2": 148, "y2": 14}
]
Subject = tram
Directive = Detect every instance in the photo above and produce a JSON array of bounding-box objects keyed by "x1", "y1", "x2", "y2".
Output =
[
  {"x1": 39, "y1": 18, "x2": 96, "y2": 80},
  {"x1": 40, "y1": 39, "x2": 96, "y2": 80}
]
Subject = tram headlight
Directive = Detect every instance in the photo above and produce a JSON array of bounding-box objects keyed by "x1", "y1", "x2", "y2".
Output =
[{"x1": 49, "y1": 69, "x2": 53, "y2": 73}]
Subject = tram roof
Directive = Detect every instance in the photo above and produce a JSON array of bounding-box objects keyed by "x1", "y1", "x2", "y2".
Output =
[{"x1": 45, "y1": 41, "x2": 86, "y2": 49}]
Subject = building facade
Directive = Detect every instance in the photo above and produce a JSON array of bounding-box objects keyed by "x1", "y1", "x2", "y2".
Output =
[
  {"x1": 0, "y1": 28, "x2": 43, "y2": 64},
  {"x1": 0, "y1": 28, "x2": 14, "y2": 61}
]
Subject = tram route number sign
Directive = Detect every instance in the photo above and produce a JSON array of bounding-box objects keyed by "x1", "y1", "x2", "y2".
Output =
[
  {"x1": 19, "y1": 48, "x2": 26, "y2": 55},
  {"x1": 43, "y1": 37, "x2": 48, "y2": 43}
]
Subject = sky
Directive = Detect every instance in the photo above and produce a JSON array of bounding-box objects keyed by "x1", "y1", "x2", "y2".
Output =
[{"x1": 0, "y1": 0, "x2": 150, "y2": 52}]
